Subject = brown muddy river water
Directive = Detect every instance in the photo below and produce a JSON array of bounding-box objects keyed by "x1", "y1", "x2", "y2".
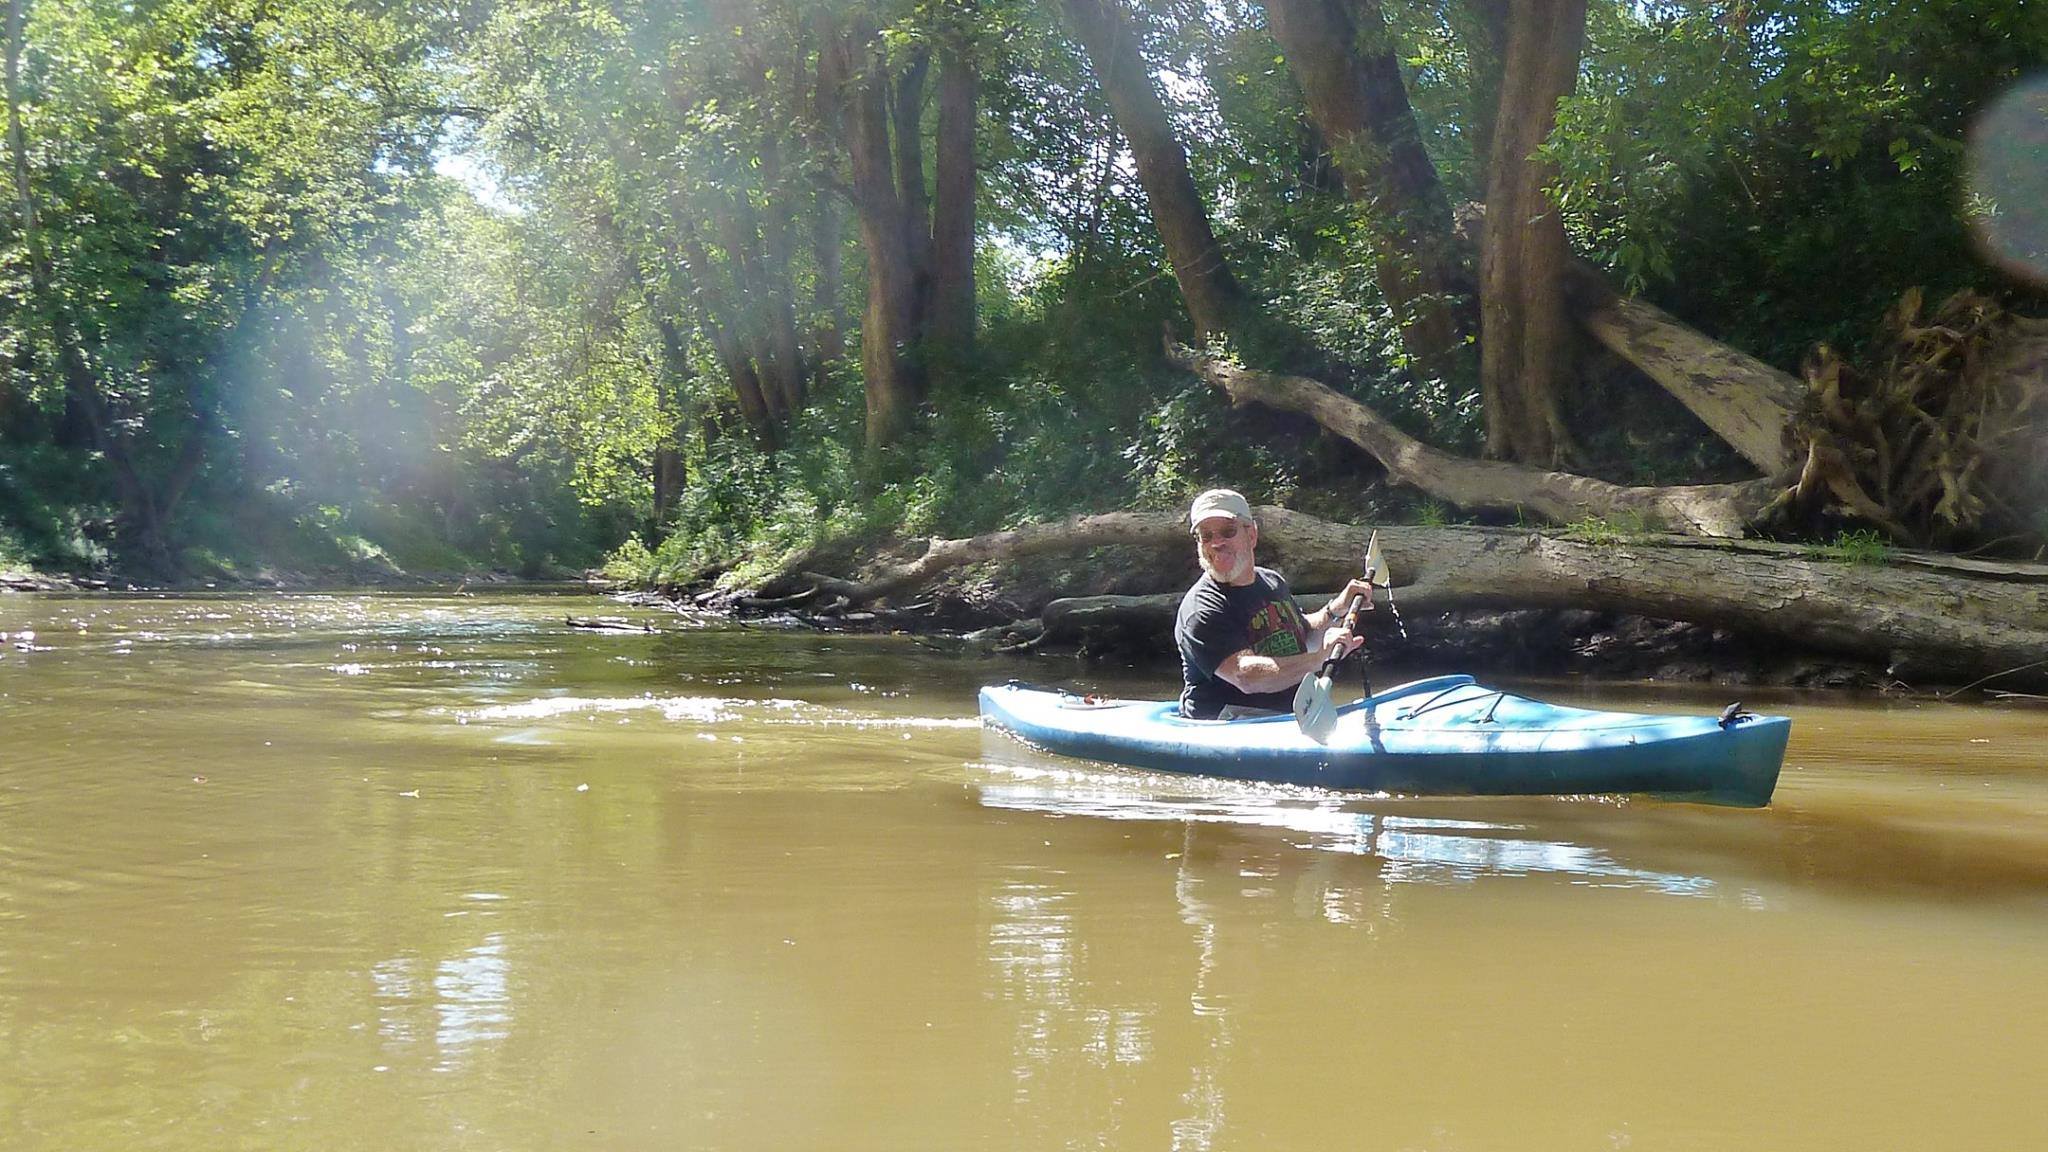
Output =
[{"x1": 1, "y1": 591, "x2": 2044, "y2": 1150}]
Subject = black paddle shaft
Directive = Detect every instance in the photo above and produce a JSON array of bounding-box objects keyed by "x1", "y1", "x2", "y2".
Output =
[
  {"x1": 1347, "y1": 564, "x2": 1375, "y2": 701},
  {"x1": 1308, "y1": 562, "x2": 1379, "y2": 697}
]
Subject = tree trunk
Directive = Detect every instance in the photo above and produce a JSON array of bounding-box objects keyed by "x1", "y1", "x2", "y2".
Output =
[
  {"x1": 1060, "y1": 0, "x2": 1250, "y2": 343},
  {"x1": 808, "y1": 14, "x2": 847, "y2": 394},
  {"x1": 1073, "y1": 139, "x2": 1118, "y2": 272},
  {"x1": 810, "y1": 186, "x2": 844, "y2": 394},
  {"x1": 756, "y1": 133, "x2": 807, "y2": 419},
  {"x1": 1264, "y1": 0, "x2": 1472, "y2": 382},
  {"x1": 1456, "y1": 0, "x2": 1511, "y2": 169},
  {"x1": 892, "y1": 47, "x2": 934, "y2": 310},
  {"x1": 710, "y1": 191, "x2": 790, "y2": 428},
  {"x1": 1170, "y1": 341, "x2": 1775, "y2": 536},
  {"x1": 1479, "y1": 0, "x2": 1584, "y2": 465},
  {"x1": 836, "y1": 19, "x2": 927, "y2": 447},
  {"x1": 785, "y1": 509, "x2": 2048, "y2": 690},
  {"x1": 652, "y1": 316, "x2": 693, "y2": 528},
  {"x1": 711, "y1": 322, "x2": 777, "y2": 447},
  {"x1": 927, "y1": 36, "x2": 977, "y2": 365},
  {"x1": 679, "y1": 234, "x2": 781, "y2": 447}
]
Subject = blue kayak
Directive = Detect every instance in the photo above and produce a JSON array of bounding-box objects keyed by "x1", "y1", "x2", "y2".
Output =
[{"x1": 978, "y1": 675, "x2": 1788, "y2": 806}]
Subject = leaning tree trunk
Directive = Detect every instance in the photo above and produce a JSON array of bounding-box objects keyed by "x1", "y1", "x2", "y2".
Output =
[
  {"x1": 1565, "y1": 263, "x2": 1805, "y2": 476},
  {"x1": 1060, "y1": 0, "x2": 1251, "y2": 344},
  {"x1": 1479, "y1": 0, "x2": 1584, "y2": 465},
  {"x1": 1169, "y1": 341, "x2": 1775, "y2": 535},
  {"x1": 1264, "y1": 0, "x2": 1473, "y2": 382},
  {"x1": 779, "y1": 509, "x2": 2048, "y2": 690}
]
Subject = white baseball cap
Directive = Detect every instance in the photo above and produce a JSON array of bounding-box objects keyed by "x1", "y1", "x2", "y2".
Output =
[{"x1": 1188, "y1": 488, "x2": 1255, "y2": 530}]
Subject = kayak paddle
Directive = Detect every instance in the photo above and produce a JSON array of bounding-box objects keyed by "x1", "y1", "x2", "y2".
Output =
[{"x1": 1293, "y1": 531, "x2": 1385, "y2": 744}]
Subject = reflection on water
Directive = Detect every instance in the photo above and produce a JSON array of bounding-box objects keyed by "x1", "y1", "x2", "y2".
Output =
[
  {"x1": 433, "y1": 935, "x2": 513, "y2": 1069},
  {"x1": 970, "y1": 758, "x2": 1719, "y2": 898},
  {"x1": 1172, "y1": 828, "x2": 1229, "y2": 1152},
  {"x1": 988, "y1": 871, "x2": 1074, "y2": 1011},
  {"x1": 370, "y1": 930, "x2": 513, "y2": 1074},
  {"x1": 988, "y1": 869, "x2": 1077, "y2": 1103}
]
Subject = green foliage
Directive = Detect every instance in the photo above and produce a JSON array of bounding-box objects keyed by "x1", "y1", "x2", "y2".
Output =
[
  {"x1": 0, "y1": 0, "x2": 627, "y2": 578},
  {"x1": 1559, "y1": 510, "x2": 1654, "y2": 546},
  {"x1": 601, "y1": 535, "x2": 656, "y2": 584},
  {"x1": 1552, "y1": 1, "x2": 2048, "y2": 367},
  {"x1": 2, "y1": 0, "x2": 2038, "y2": 586},
  {"x1": 1812, "y1": 528, "x2": 1894, "y2": 566}
]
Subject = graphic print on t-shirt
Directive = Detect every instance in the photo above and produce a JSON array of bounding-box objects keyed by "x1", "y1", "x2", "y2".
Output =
[{"x1": 1246, "y1": 598, "x2": 1307, "y2": 658}]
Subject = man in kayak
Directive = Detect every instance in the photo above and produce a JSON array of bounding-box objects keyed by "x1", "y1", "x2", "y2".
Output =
[{"x1": 1177, "y1": 488, "x2": 1373, "y2": 719}]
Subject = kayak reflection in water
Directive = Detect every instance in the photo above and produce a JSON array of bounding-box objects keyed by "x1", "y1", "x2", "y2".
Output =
[{"x1": 1176, "y1": 488, "x2": 1374, "y2": 720}]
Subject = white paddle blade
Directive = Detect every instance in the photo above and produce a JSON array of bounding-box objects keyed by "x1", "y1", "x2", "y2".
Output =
[
  {"x1": 1291, "y1": 670, "x2": 1322, "y2": 724},
  {"x1": 1297, "y1": 671, "x2": 1339, "y2": 744}
]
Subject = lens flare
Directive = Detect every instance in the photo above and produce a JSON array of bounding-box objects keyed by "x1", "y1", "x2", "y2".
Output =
[{"x1": 1967, "y1": 76, "x2": 2048, "y2": 284}]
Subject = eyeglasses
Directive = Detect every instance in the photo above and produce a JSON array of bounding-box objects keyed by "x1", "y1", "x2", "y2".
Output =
[{"x1": 1195, "y1": 522, "x2": 1240, "y2": 545}]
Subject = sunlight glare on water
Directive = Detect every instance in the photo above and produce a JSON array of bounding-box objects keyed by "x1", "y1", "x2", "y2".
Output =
[{"x1": 1, "y1": 591, "x2": 2045, "y2": 1150}]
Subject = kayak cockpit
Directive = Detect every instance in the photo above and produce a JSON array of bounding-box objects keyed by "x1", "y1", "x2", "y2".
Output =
[{"x1": 1162, "y1": 674, "x2": 1481, "y2": 726}]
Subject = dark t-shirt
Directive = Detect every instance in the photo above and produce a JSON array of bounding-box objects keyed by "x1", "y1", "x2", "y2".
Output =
[{"x1": 1175, "y1": 567, "x2": 1310, "y2": 719}]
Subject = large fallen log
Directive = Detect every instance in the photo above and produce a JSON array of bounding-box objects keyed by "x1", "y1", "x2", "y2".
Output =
[
  {"x1": 1168, "y1": 342, "x2": 1777, "y2": 536},
  {"x1": 796, "y1": 508, "x2": 2048, "y2": 689},
  {"x1": 793, "y1": 510, "x2": 1183, "y2": 604}
]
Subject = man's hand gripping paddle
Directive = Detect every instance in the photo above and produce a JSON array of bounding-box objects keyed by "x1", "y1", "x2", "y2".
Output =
[{"x1": 1293, "y1": 530, "x2": 1389, "y2": 743}]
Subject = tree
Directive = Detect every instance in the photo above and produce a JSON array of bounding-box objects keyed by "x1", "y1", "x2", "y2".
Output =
[
  {"x1": 1475, "y1": 0, "x2": 1584, "y2": 464},
  {"x1": 822, "y1": 2, "x2": 985, "y2": 447},
  {"x1": 3, "y1": 0, "x2": 458, "y2": 570}
]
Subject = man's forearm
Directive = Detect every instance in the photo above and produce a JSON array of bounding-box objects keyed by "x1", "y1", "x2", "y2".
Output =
[{"x1": 1218, "y1": 644, "x2": 1334, "y2": 694}]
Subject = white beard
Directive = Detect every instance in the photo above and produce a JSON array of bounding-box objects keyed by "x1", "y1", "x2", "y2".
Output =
[{"x1": 1199, "y1": 551, "x2": 1253, "y2": 585}]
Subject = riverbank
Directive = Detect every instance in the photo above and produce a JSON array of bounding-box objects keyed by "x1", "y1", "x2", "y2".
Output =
[{"x1": 0, "y1": 570, "x2": 85, "y2": 592}]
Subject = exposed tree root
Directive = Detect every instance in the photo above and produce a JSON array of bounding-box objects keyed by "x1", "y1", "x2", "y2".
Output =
[{"x1": 1781, "y1": 290, "x2": 2048, "y2": 556}]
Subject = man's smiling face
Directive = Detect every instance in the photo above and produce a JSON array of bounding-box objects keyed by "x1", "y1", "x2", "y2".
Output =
[{"x1": 1195, "y1": 515, "x2": 1256, "y2": 585}]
